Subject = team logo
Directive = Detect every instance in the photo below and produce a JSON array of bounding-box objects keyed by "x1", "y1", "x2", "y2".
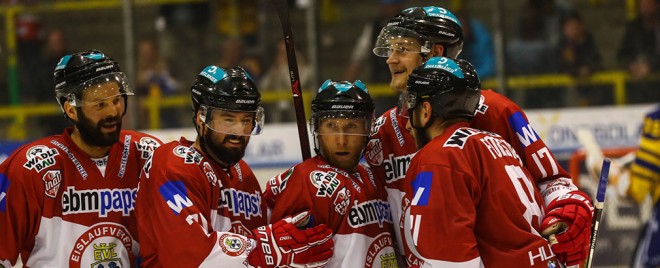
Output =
[
  {"x1": 333, "y1": 187, "x2": 351, "y2": 215},
  {"x1": 42, "y1": 170, "x2": 62, "y2": 198},
  {"x1": 219, "y1": 234, "x2": 251, "y2": 257},
  {"x1": 68, "y1": 223, "x2": 133, "y2": 268},
  {"x1": 309, "y1": 171, "x2": 341, "y2": 197},
  {"x1": 173, "y1": 145, "x2": 203, "y2": 164},
  {"x1": 136, "y1": 137, "x2": 160, "y2": 159},
  {"x1": 203, "y1": 162, "x2": 218, "y2": 186},
  {"x1": 364, "y1": 233, "x2": 397, "y2": 268},
  {"x1": 365, "y1": 139, "x2": 384, "y2": 166},
  {"x1": 23, "y1": 145, "x2": 59, "y2": 172}
]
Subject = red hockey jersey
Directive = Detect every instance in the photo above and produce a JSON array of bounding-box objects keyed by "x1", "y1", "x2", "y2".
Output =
[
  {"x1": 263, "y1": 155, "x2": 398, "y2": 268},
  {"x1": 399, "y1": 122, "x2": 557, "y2": 267},
  {"x1": 136, "y1": 138, "x2": 267, "y2": 267},
  {"x1": 0, "y1": 128, "x2": 161, "y2": 268},
  {"x1": 366, "y1": 89, "x2": 576, "y2": 255}
]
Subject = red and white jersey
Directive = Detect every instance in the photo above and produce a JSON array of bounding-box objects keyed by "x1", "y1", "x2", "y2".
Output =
[
  {"x1": 400, "y1": 122, "x2": 557, "y2": 267},
  {"x1": 366, "y1": 89, "x2": 576, "y2": 255},
  {"x1": 264, "y1": 155, "x2": 398, "y2": 268},
  {"x1": 136, "y1": 138, "x2": 267, "y2": 267},
  {"x1": 0, "y1": 128, "x2": 161, "y2": 268}
]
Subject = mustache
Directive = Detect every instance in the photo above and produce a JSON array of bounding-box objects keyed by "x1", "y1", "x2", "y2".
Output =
[
  {"x1": 98, "y1": 116, "x2": 121, "y2": 126},
  {"x1": 222, "y1": 134, "x2": 247, "y2": 145}
]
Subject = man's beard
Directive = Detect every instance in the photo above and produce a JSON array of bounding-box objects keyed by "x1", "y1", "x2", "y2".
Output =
[
  {"x1": 75, "y1": 110, "x2": 122, "y2": 147},
  {"x1": 205, "y1": 131, "x2": 248, "y2": 166}
]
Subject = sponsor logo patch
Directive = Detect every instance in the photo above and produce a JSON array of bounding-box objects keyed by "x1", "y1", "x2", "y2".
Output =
[
  {"x1": 219, "y1": 188, "x2": 262, "y2": 219},
  {"x1": 159, "y1": 181, "x2": 193, "y2": 215},
  {"x1": 173, "y1": 145, "x2": 203, "y2": 164},
  {"x1": 443, "y1": 128, "x2": 477, "y2": 149},
  {"x1": 383, "y1": 153, "x2": 414, "y2": 183},
  {"x1": 309, "y1": 171, "x2": 341, "y2": 197},
  {"x1": 62, "y1": 186, "x2": 137, "y2": 217},
  {"x1": 23, "y1": 145, "x2": 59, "y2": 172},
  {"x1": 475, "y1": 95, "x2": 488, "y2": 114},
  {"x1": 348, "y1": 199, "x2": 392, "y2": 228},
  {"x1": 42, "y1": 170, "x2": 62, "y2": 198},
  {"x1": 365, "y1": 139, "x2": 384, "y2": 166},
  {"x1": 372, "y1": 115, "x2": 386, "y2": 135},
  {"x1": 508, "y1": 111, "x2": 540, "y2": 148},
  {"x1": 136, "y1": 137, "x2": 160, "y2": 159},
  {"x1": 333, "y1": 187, "x2": 351, "y2": 215}
]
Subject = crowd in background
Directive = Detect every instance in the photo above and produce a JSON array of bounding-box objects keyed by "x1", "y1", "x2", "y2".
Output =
[{"x1": 1, "y1": 0, "x2": 659, "y2": 135}]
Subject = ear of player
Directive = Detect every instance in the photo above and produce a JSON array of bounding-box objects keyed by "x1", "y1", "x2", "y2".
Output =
[
  {"x1": 247, "y1": 211, "x2": 334, "y2": 268},
  {"x1": 540, "y1": 190, "x2": 595, "y2": 266}
]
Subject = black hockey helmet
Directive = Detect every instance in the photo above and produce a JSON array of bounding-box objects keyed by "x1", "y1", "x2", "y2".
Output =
[
  {"x1": 402, "y1": 57, "x2": 480, "y2": 121},
  {"x1": 311, "y1": 80, "x2": 375, "y2": 134},
  {"x1": 373, "y1": 6, "x2": 463, "y2": 59},
  {"x1": 455, "y1": 58, "x2": 481, "y2": 90},
  {"x1": 191, "y1": 65, "x2": 264, "y2": 135},
  {"x1": 53, "y1": 50, "x2": 132, "y2": 116}
]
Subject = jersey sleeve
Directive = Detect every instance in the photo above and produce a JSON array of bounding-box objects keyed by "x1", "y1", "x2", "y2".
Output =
[
  {"x1": 402, "y1": 163, "x2": 483, "y2": 267},
  {"x1": 0, "y1": 146, "x2": 45, "y2": 266},
  {"x1": 264, "y1": 165, "x2": 319, "y2": 226},
  {"x1": 136, "y1": 149, "x2": 254, "y2": 267},
  {"x1": 495, "y1": 99, "x2": 577, "y2": 204}
]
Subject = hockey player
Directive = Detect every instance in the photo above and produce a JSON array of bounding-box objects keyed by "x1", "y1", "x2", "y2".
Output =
[
  {"x1": 135, "y1": 65, "x2": 334, "y2": 267},
  {"x1": 399, "y1": 56, "x2": 558, "y2": 267},
  {"x1": 0, "y1": 50, "x2": 162, "y2": 267},
  {"x1": 367, "y1": 6, "x2": 593, "y2": 266},
  {"x1": 629, "y1": 105, "x2": 660, "y2": 267},
  {"x1": 263, "y1": 80, "x2": 398, "y2": 267}
]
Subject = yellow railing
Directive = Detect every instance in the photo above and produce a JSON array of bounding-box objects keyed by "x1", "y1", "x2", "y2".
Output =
[{"x1": 0, "y1": 70, "x2": 648, "y2": 140}]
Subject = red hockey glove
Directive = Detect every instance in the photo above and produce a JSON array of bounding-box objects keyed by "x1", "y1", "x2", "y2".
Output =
[
  {"x1": 247, "y1": 211, "x2": 334, "y2": 268},
  {"x1": 541, "y1": 190, "x2": 594, "y2": 266}
]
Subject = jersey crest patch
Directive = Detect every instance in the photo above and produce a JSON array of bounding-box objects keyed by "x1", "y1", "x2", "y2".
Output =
[
  {"x1": 23, "y1": 145, "x2": 59, "y2": 172},
  {"x1": 365, "y1": 233, "x2": 397, "y2": 268},
  {"x1": 68, "y1": 223, "x2": 133, "y2": 268},
  {"x1": 310, "y1": 170, "x2": 341, "y2": 197},
  {"x1": 219, "y1": 234, "x2": 250, "y2": 257},
  {"x1": 365, "y1": 139, "x2": 384, "y2": 166},
  {"x1": 42, "y1": 170, "x2": 62, "y2": 198},
  {"x1": 0, "y1": 173, "x2": 9, "y2": 212},
  {"x1": 137, "y1": 137, "x2": 160, "y2": 159},
  {"x1": 333, "y1": 187, "x2": 351, "y2": 215},
  {"x1": 444, "y1": 128, "x2": 477, "y2": 149}
]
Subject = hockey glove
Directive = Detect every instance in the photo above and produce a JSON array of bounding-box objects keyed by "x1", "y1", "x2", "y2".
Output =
[
  {"x1": 541, "y1": 190, "x2": 594, "y2": 266},
  {"x1": 247, "y1": 211, "x2": 334, "y2": 268}
]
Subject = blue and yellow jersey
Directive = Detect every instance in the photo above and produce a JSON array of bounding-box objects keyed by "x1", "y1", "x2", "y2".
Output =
[{"x1": 629, "y1": 106, "x2": 660, "y2": 204}]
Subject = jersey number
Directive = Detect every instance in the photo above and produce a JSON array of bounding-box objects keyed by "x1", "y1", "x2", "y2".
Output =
[{"x1": 505, "y1": 165, "x2": 543, "y2": 236}]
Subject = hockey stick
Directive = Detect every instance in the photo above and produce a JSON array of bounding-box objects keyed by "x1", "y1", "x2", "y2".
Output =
[
  {"x1": 270, "y1": 0, "x2": 312, "y2": 160},
  {"x1": 585, "y1": 158, "x2": 610, "y2": 268}
]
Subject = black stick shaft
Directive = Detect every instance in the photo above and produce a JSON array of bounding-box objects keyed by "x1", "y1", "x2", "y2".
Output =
[{"x1": 271, "y1": 0, "x2": 312, "y2": 160}]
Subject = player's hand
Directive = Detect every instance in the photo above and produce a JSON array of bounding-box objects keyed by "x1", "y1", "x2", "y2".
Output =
[
  {"x1": 247, "y1": 211, "x2": 334, "y2": 268},
  {"x1": 541, "y1": 191, "x2": 594, "y2": 266}
]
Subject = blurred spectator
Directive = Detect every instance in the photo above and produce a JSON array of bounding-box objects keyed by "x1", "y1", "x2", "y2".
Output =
[
  {"x1": 137, "y1": 39, "x2": 181, "y2": 128},
  {"x1": 216, "y1": 38, "x2": 262, "y2": 82},
  {"x1": 456, "y1": 11, "x2": 495, "y2": 79},
  {"x1": 214, "y1": 0, "x2": 259, "y2": 46},
  {"x1": 342, "y1": 0, "x2": 404, "y2": 83},
  {"x1": 507, "y1": 3, "x2": 555, "y2": 75},
  {"x1": 554, "y1": 12, "x2": 601, "y2": 78},
  {"x1": 38, "y1": 29, "x2": 70, "y2": 136},
  {"x1": 260, "y1": 40, "x2": 312, "y2": 123},
  {"x1": 617, "y1": 0, "x2": 660, "y2": 80},
  {"x1": 17, "y1": 13, "x2": 45, "y2": 104}
]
